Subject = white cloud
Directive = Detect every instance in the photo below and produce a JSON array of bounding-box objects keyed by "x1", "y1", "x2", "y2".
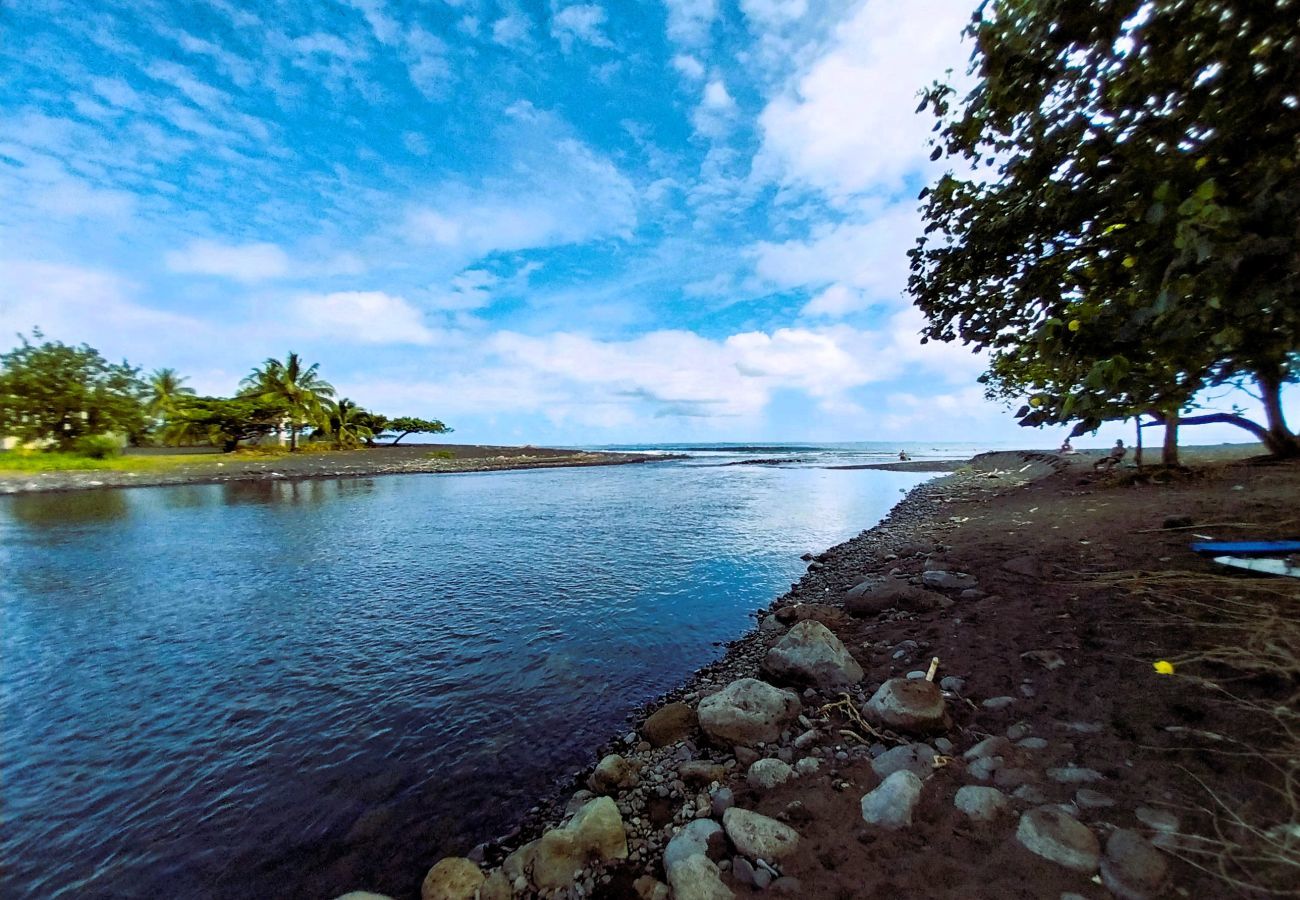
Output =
[
  {"x1": 740, "y1": 0, "x2": 807, "y2": 27},
  {"x1": 427, "y1": 269, "x2": 499, "y2": 311},
  {"x1": 551, "y1": 4, "x2": 614, "y2": 52},
  {"x1": 755, "y1": 0, "x2": 971, "y2": 200},
  {"x1": 801, "y1": 283, "x2": 869, "y2": 317},
  {"x1": 492, "y1": 14, "x2": 532, "y2": 46},
  {"x1": 664, "y1": 0, "x2": 717, "y2": 46},
  {"x1": 166, "y1": 240, "x2": 291, "y2": 281},
  {"x1": 671, "y1": 54, "x2": 705, "y2": 80},
  {"x1": 692, "y1": 77, "x2": 739, "y2": 136},
  {"x1": 295, "y1": 291, "x2": 437, "y2": 344}
]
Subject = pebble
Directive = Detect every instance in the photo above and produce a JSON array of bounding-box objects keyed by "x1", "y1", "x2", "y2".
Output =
[
  {"x1": 722, "y1": 808, "x2": 800, "y2": 862},
  {"x1": 982, "y1": 696, "x2": 1016, "y2": 711},
  {"x1": 934, "y1": 737, "x2": 954, "y2": 754},
  {"x1": 710, "y1": 787, "x2": 734, "y2": 817},
  {"x1": 1017, "y1": 737, "x2": 1048, "y2": 751},
  {"x1": 1074, "y1": 788, "x2": 1115, "y2": 809},
  {"x1": 1134, "y1": 806, "x2": 1180, "y2": 834},
  {"x1": 966, "y1": 755, "x2": 1003, "y2": 781},
  {"x1": 860, "y1": 770, "x2": 924, "y2": 829},
  {"x1": 1064, "y1": 721, "x2": 1104, "y2": 734},
  {"x1": 905, "y1": 670, "x2": 927, "y2": 679},
  {"x1": 794, "y1": 758, "x2": 821, "y2": 777},
  {"x1": 939, "y1": 676, "x2": 966, "y2": 693},
  {"x1": 872, "y1": 743, "x2": 937, "y2": 779},
  {"x1": 964, "y1": 736, "x2": 1011, "y2": 760},
  {"x1": 752, "y1": 868, "x2": 773, "y2": 890},
  {"x1": 1006, "y1": 723, "x2": 1032, "y2": 741},
  {"x1": 1101, "y1": 828, "x2": 1169, "y2": 900},
  {"x1": 1047, "y1": 766, "x2": 1103, "y2": 784},
  {"x1": 1013, "y1": 785, "x2": 1049, "y2": 804},
  {"x1": 954, "y1": 785, "x2": 1010, "y2": 822},
  {"x1": 731, "y1": 857, "x2": 756, "y2": 887},
  {"x1": 1015, "y1": 806, "x2": 1101, "y2": 872}
]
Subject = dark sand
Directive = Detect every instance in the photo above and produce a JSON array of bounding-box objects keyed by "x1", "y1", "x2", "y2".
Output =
[
  {"x1": 461, "y1": 443, "x2": 1298, "y2": 900},
  {"x1": 0, "y1": 443, "x2": 673, "y2": 495}
]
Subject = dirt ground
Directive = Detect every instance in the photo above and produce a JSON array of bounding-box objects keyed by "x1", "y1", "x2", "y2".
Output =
[{"x1": 475, "y1": 445, "x2": 1297, "y2": 900}]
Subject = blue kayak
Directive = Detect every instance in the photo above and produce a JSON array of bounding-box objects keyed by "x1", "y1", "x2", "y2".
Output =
[{"x1": 1191, "y1": 540, "x2": 1300, "y2": 557}]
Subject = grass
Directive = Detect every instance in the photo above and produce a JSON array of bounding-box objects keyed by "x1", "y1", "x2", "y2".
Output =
[{"x1": 0, "y1": 451, "x2": 206, "y2": 474}]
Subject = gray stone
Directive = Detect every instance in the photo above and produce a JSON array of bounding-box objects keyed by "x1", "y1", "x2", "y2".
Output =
[
  {"x1": 939, "y1": 676, "x2": 966, "y2": 693},
  {"x1": 698, "y1": 679, "x2": 801, "y2": 747},
  {"x1": 993, "y1": 767, "x2": 1035, "y2": 789},
  {"x1": 794, "y1": 757, "x2": 821, "y2": 777},
  {"x1": 769, "y1": 876, "x2": 802, "y2": 895},
  {"x1": 922, "y1": 570, "x2": 978, "y2": 591},
  {"x1": 1074, "y1": 788, "x2": 1115, "y2": 809},
  {"x1": 954, "y1": 785, "x2": 1010, "y2": 822},
  {"x1": 664, "y1": 819, "x2": 726, "y2": 869},
  {"x1": 981, "y1": 696, "x2": 1016, "y2": 711},
  {"x1": 860, "y1": 770, "x2": 924, "y2": 829},
  {"x1": 758, "y1": 616, "x2": 786, "y2": 634},
  {"x1": 865, "y1": 678, "x2": 947, "y2": 734},
  {"x1": 966, "y1": 755, "x2": 1003, "y2": 782},
  {"x1": 679, "y1": 761, "x2": 727, "y2": 787},
  {"x1": 1017, "y1": 737, "x2": 1049, "y2": 751},
  {"x1": 964, "y1": 736, "x2": 1011, "y2": 760},
  {"x1": 731, "y1": 857, "x2": 756, "y2": 887},
  {"x1": 1135, "y1": 806, "x2": 1180, "y2": 834},
  {"x1": 1016, "y1": 806, "x2": 1100, "y2": 872},
  {"x1": 1006, "y1": 723, "x2": 1033, "y2": 741},
  {"x1": 762, "y1": 621, "x2": 864, "y2": 688},
  {"x1": 752, "y1": 867, "x2": 772, "y2": 890},
  {"x1": 722, "y1": 808, "x2": 800, "y2": 862},
  {"x1": 906, "y1": 670, "x2": 927, "y2": 679},
  {"x1": 934, "y1": 737, "x2": 954, "y2": 754},
  {"x1": 1063, "y1": 721, "x2": 1104, "y2": 734},
  {"x1": 871, "y1": 743, "x2": 936, "y2": 779},
  {"x1": 747, "y1": 758, "x2": 793, "y2": 791},
  {"x1": 843, "y1": 580, "x2": 946, "y2": 616},
  {"x1": 1014, "y1": 784, "x2": 1049, "y2": 804},
  {"x1": 666, "y1": 854, "x2": 734, "y2": 900},
  {"x1": 710, "y1": 787, "x2": 735, "y2": 817},
  {"x1": 1101, "y1": 829, "x2": 1169, "y2": 900},
  {"x1": 643, "y1": 703, "x2": 697, "y2": 748},
  {"x1": 1047, "y1": 766, "x2": 1103, "y2": 785}
]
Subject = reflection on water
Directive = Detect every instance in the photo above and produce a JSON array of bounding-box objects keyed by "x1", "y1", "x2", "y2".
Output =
[{"x1": 0, "y1": 462, "x2": 929, "y2": 900}]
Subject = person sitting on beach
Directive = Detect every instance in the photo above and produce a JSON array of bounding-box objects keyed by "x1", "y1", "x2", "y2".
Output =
[
  {"x1": 898, "y1": 450, "x2": 910, "y2": 461},
  {"x1": 1058, "y1": 438, "x2": 1074, "y2": 454},
  {"x1": 1094, "y1": 439, "x2": 1126, "y2": 470}
]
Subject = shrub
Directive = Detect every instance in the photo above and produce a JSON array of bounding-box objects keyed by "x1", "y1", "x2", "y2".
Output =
[
  {"x1": 425, "y1": 450, "x2": 455, "y2": 460},
  {"x1": 72, "y1": 434, "x2": 123, "y2": 459}
]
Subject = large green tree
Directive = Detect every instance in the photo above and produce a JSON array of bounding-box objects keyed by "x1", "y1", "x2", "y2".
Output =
[
  {"x1": 0, "y1": 330, "x2": 147, "y2": 449},
  {"x1": 163, "y1": 395, "x2": 291, "y2": 452},
  {"x1": 146, "y1": 367, "x2": 197, "y2": 434},
  {"x1": 319, "y1": 398, "x2": 375, "y2": 449},
  {"x1": 385, "y1": 416, "x2": 452, "y2": 445},
  {"x1": 240, "y1": 352, "x2": 335, "y2": 451},
  {"x1": 908, "y1": 0, "x2": 1300, "y2": 457}
]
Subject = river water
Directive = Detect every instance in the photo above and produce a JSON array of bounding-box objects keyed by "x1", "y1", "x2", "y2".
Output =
[{"x1": 0, "y1": 452, "x2": 939, "y2": 899}]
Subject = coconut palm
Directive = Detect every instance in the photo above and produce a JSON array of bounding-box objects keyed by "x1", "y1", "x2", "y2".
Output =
[
  {"x1": 240, "y1": 352, "x2": 334, "y2": 451},
  {"x1": 325, "y1": 398, "x2": 374, "y2": 449},
  {"x1": 147, "y1": 368, "x2": 196, "y2": 422}
]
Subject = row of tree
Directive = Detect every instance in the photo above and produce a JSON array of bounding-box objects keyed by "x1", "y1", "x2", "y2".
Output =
[
  {"x1": 908, "y1": 0, "x2": 1298, "y2": 462},
  {"x1": 0, "y1": 331, "x2": 451, "y2": 453}
]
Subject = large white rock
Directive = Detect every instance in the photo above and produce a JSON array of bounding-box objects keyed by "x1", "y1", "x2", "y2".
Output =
[
  {"x1": 865, "y1": 678, "x2": 947, "y2": 734},
  {"x1": 512, "y1": 796, "x2": 629, "y2": 891},
  {"x1": 746, "y1": 758, "x2": 793, "y2": 790},
  {"x1": 761, "y1": 620, "x2": 864, "y2": 688},
  {"x1": 954, "y1": 785, "x2": 1010, "y2": 822},
  {"x1": 697, "y1": 678, "x2": 800, "y2": 746},
  {"x1": 589, "y1": 753, "x2": 640, "y2": 794},
  {"x1": 1016, "y1": 806, "x2": 1100, "y2": 872},
  {"x1": 722, "y1": 808, "x2": 800, "y2": 862},
  {"x1": 860, "y1": 770, "x2": 924, "y2": 829},
  {"x1": 420, "y1": 858, "x2": 484, "y2": 900},
  {"x1": 666, "y1": 854, "x2": 735, "y2": 900},
  {"x1": 663, "y1": 819, "x2": 725, "y2": 869}
]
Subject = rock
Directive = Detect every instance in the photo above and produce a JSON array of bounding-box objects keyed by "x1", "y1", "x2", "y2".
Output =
[
  {"x1": 843, "y1": 580, "x2": 945, "y2": 616},
  {"x1": 644, "y1": 703, "x2": 697, "y2": 747},
  {"x1": 762, "y1": 621, "x2": 864, "y2": 688},
  {"x1": 420, "y1": 858, "x2": 484, "y2": 900},
  {"x1": 748, "y1": 758, "x2": 794, "y2": 790},
  {"x1": 731, "y1": 857, "x2": 756, "y2": 886},
  {"x1": 1020, "y1": 649, "x2": 1066, "y2": 671},
  {"x1": 528, "y1": 797, "x2": 628, "y2": 890},
  {"x1": 794, "y1": 757, "x2": 821, "y2": 776},
  {"x1": 752, "y1": 867, "x2": 772, "y2": 890},
  {"x1": 939, "y1": 676, "x2": 966, "y2": 694},
  {"x1": 1013, "y1": 784, "x2": 1049, "y2": 804},
  {"x1": 722, "y1": 808, "x2": 800, "y2": 862},
  {"x1": 1017, "y1": 737, "x2": 1049, "y2": 751},
  {"x1": 1002, "y1": 555, "x2": 1044, "y2": 577},
  {"x1": 871, "y1": 743, "x2": 936, "y2": 779},
  {"x1": 1074, "y1": 788, "x2": 1115, "y2": 809},
  {"x1": 859, "y1": 770, "x2": 924, "y2": 829},
  {"x1": 993, "y1": 767, "x2": 1035, "y2": 789},
  {"x1": 1047, "y1": 766, "x2": 1103, "y2": 785},
  {"x1": 1015, "y1": 806, "x2": 1100, "y2": 872},
  {"x1": 590, "y1": 754, "x2": 640, "y2": 794},
  {"x1": 922, "y1": 570, "x2": 978, "y2": 591},
  {"x1": 1006, "y1": 723, "x2": 1033, "y2": 741},
  {"x1": 698, "y1": 678, "x2": 800, "y2": 747},
  {"x1": 334, "y1": 894, "x2": 395, "y2": 900},
  {"x1": 981, "y1": 696, "x2": 1016, "y2": 711},
  {"x1": 664, "y1": 819, "x2": 726, "y2": 869},
  {"x1": 633, "y1": 875, "x2": 671, "y2": 900},
  {"x1": 734, "y1": 746, "x2": 760, "y2": 768},
  {"x1": 954, "y1": 785, "x2": 1010, "y2": 822},
  {"x1": 679, "y1": 761, "x2": 727, "y2": 786},
  {"x1": 1101, "y1": 829, "x2": 1169, "y2": 900},
  {"x1": 865, "y1": 678, "x2": 947, "y2": 734},
  {"x1": 1135, "y1": 806, "x2": 1180, "y2": 833},
  {"x1": 758, "y1": 616, "x2": 786, "y2": 634},
  {"x1": 477, "y1": 871, "x2": 511, "y2": 900},
  {"x1": 666, "y1": 854, "x2": 734, "y2": 900},
  {"x1": 769, "y1": 877, "x2": 802, "y2": 895},
  {"x1": 966, "y1": 755, "x2": 1003, "y2": 782},
  {"x1": 964, "y1": 736, "x2": 1011, "y2": 760},
  {"x1": 710, "y1": 786, "x2": 735, "y2": 817}
]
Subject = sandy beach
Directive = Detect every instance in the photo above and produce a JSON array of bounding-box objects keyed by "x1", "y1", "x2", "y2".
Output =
[
  {"x1": 0, "y1": 444, "x2": 673, "y2": 495},
  {"x1": 420, "y1": 444, "x2": 1298, "y2": 900}
]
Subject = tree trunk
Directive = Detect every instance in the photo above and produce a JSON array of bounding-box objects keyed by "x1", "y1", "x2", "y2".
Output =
[
  {"x1": 1257, "y1": 371, "x2": 1300, "y2": 458},
  {"x1": 1134, "y1": 415, "x2": 1143, "y2": 469},
  {"x1": 1162, "y1": 410, "x2": 1179, "y2": 466},
  {"x1": 289, "y1": 424, "x2": 298, "y2": 452},
  {"x1": 392, "y1": 431, "x2": 412, "y2": 445}
]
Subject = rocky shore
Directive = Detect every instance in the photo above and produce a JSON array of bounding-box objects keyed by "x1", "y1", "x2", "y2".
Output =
[
  {"x1": 340, "y1": 446, "x2": 1297, "y2": 900},
  {"x1": 0, "y1": 444, "x2": 674, "y2": 495}
]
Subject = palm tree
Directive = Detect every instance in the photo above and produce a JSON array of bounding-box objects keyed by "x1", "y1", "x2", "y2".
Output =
[
  {"x1": 240, "y1": 352, "x2": 334, "y2": 451},
  {"x1": 147, "y1": 368, "x2": 196, "y2": 423},
  {"x1": 325, "y1": 398, "x2": 374, "y2": 449}
]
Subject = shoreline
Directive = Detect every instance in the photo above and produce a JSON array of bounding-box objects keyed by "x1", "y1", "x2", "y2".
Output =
[
  {"x1": 395, "y1": 444, "x2": 1296, "y2": 900},
  {"x1": 0, "y1": 445, "x2": 680, "y2": 496}
]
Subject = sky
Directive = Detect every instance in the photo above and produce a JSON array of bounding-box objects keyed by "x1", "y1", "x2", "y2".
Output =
[{"x1": 1, "y1": 0, "x2": 1292, "y2": 447}]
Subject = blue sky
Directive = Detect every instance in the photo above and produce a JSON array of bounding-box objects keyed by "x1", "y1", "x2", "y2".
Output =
[{"x1": 1, "y1": 0, "x2": 1291, "y2": 446}]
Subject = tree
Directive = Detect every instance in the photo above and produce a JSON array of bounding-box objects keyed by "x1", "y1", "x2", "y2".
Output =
[
  {"x1": 320, "y1": 398, "x2": 375, "y2": 449},
  {"x1": 0, "y1": 330, "x2": 147, "y2": 449},
  {"x1": 240, "y1": 352, "x2": 335, "y2": 451},
  {"x1": 352, "y1": 409, "x2": 390, "y2": 447},
  {"x1": 385, "y1": 416, "x2": 452, "y2": 444},
  {"x1": 908, "y1": 0, "x2": 1300, "y2": 457},
  {"x1": 147, "y1": 368, "x2": 197, "y2": 432},
  {"x1": 163, "y1": 396, "x2": 289, "y2": 452}
]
